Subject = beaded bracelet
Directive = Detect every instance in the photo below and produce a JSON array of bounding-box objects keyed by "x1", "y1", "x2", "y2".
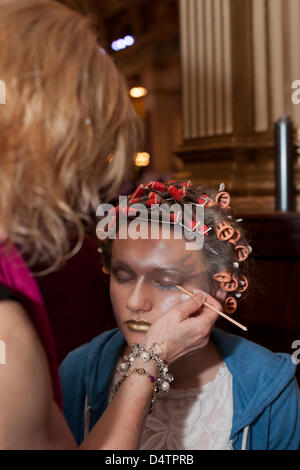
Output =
[
  {"x1": 118, "y1": 343, "x2": 174, "y2": 393},
  {"x1": 113, "y1": 367, "x2": 159, "y2": 414}
]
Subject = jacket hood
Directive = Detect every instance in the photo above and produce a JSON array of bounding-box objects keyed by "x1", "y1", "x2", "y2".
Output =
[
  {"x1": 211, "y1": 328, "x2": 297, "y2": 437},
  {"x1": 83, "y1": 327, "x2": 297, "y2": 439},
  {"x1": 84, "y1": 329, "x2": 125, "y2": 414}
]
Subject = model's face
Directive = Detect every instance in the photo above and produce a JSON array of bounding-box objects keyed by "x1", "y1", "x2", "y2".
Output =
[{"x1": 109, "y1": 228, "x2": 211, "y2": 346}]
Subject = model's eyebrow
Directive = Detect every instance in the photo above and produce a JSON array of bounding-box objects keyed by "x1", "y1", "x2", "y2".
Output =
[
  {"x1": 111, "y1": 260, "x2": 135, "y2": 273},
  {"x1": 150, "y1": 267, "x2": 187, "y2": 277},
  {"x1": 111, "y1": 261, "x2": 189, "y2": 277}
]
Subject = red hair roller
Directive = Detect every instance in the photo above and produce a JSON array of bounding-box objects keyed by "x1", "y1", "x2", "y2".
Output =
[
  {"x1": 129, "y1": 198, "x2": 143, "y2": 204},
  {"x1": 129, "y1": 184, "x2": 147, "y2": 200},
  {"x1": 167, "y1": 185, "x2": 184, "y2": 201},
  {"x1": 146, "y1": 181, "x2": 166, "y2": 192},
  {"x1": 197, "y1": 193, "x2": 218, "y2": 207},
  {"x1": 180, "y1": 180, "x2": 193, "y2": 190},
  {"x1": 148, "y1": 192, "x2": 162, "y2": 203}
]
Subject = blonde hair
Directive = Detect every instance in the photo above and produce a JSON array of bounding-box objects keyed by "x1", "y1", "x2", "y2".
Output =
[{"x1": 0, "y1": 0, "x2": 142, "y2": 274}]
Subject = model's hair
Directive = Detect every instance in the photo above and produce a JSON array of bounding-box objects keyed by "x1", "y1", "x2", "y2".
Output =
[
  {"x1": 99, "y1": 180, "x2": 251, "y2": 309},
  {"x1": 0, "y1": 0, "x2": 142, "y2": 274}
]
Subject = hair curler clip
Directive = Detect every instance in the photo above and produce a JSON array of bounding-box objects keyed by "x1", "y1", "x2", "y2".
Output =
[
  {"x1": 234, "y1": 245, "x2": 250, "y2": 262},
  {"x1": 213, "y1": 271, "x2": 232, "y2": 283},
  {"x1": 224, "y1": 297, "x2": 237, "y2": 314},
  {"x1": 228, "y1": 229, "x2": 241, "y2": 246},
  {"x1": 215, "y1": 191, "x2": 231, "y2": 209},
  {"x1": 220, "y1": 275, "x2": 239, "y2": 292},
  {"x1": 216, "y1": 221, "x2": 235, "y2": 241}
]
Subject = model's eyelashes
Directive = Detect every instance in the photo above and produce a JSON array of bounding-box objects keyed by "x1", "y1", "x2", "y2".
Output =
[
  {"x1": 154, "y1": 281, "x2": 178, "y2": 291},
  {"x1": 113, "y1": 269, "x2": 132, "y2": 282}
]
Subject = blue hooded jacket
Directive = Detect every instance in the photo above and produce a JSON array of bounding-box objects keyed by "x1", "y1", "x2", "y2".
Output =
[{"x1": 59, "y1": 327, "x2": 300, "y2": 450}]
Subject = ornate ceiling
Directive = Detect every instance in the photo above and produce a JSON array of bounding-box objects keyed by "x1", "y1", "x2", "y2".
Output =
[{"x1": 57, "y1": 0, "x2": 179, "y2": 71}]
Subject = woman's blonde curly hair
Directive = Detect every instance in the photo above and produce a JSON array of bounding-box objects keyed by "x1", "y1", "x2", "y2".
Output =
[{"x1": 0, "y1": 0, "x2": 142, "y2": 274}]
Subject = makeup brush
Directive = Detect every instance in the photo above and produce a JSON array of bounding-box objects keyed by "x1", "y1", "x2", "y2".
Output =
[{"x1": 176, "y1": 285, "x2": 248, "y2": 332}]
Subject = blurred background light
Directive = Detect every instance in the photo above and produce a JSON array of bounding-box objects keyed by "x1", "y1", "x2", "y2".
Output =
[
  {"x1": 134, "y1": 152, "x2": 150, "y2": 167},
  {"x1": 111, "y1": 35, "x2": 135, "y2": 51},
  {"x1": 129, "y1": 86, "x2": 148, "y2": 98},
  {"x1": 124, "y1": 35, "x2": 135, "y2": 46}
]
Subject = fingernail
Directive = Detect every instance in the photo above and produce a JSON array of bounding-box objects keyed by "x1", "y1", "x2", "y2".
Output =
[
  {"x1": 180, "y1": 294, "x2": 190, "y2": 301},
  {"x1": 193, "y1": 289, "x2": 207, "y2": 301}
]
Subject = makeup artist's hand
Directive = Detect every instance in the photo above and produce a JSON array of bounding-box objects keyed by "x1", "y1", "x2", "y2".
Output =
[{"x1": 144, "y1": 290, "x2": 221, "y2": 364}]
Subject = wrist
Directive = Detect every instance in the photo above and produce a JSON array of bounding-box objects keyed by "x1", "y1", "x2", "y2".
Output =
[{"x1": 131, "y1": 356, "x2": 158, "y2": 376}]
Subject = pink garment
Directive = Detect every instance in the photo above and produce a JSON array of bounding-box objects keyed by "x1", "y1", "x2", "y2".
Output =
[{"x1": 0, "y1": 243, "x2": 62, "y2": 409}]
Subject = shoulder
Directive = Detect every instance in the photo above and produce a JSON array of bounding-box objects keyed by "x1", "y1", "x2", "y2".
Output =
[
  {"x1": 212, "y1": 327, "x2": 294, "y2": 370},
  {"x1": 0, "y1": 297, "x2": 38, "y2": 345},
  {"x1": 0, "y1": 299, "x2": 58, "y2": 446},
  {"x1": 213, "y1": 328, "x2": 300, "y2": 446},
  {"x1": 212, "y1": 327, "x2": 297, "y2": 403}
]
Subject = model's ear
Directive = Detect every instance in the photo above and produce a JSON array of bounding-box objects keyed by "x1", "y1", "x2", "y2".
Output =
[
  {"x1": 214, "y1": 287, "x2": 227, "y2": 303},
  {"x1": 102, "y1": 265, "x2": 110, "y2": 275}
]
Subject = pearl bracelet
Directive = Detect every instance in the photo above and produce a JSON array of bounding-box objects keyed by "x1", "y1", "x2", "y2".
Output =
[{"x1": 118, "y1": 343, "x2": 174, "y2": 393}]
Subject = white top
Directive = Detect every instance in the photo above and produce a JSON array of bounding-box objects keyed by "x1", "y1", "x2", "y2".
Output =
[{"x1": 108, "y1": 360, "x2": 234, "y2": 450}]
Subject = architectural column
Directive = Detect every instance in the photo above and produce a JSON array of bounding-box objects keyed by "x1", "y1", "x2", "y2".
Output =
[{"x1": 178, "y1": 0, "x2": 300, "y2": 212}]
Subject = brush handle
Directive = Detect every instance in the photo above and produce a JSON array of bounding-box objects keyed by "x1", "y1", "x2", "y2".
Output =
[{"x1": 176, "y1": 285, "x2": 248, "y2": 332}]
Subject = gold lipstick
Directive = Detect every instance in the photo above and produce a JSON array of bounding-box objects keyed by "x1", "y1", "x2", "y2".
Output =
[{"x1": 125, "y1": 320, "x2": 152, "y2": 332}]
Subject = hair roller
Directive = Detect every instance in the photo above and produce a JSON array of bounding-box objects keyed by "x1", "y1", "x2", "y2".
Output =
[
  {"x1": 224, "y1": 297, "x2": 237, "y2": 314},
  {"x1": 220, "y1": 275, "x2": 239, "y2": 292},
  {"x1": 213, "y1": 271, "x2": 232, "y2": 283},
  {"x1": 228, "y1": 229, "x2": 241, "y2": 245},
  {"x1": 234, "y1": 245, "x2": 250, "y2": 262},
  {"x1": 216, "y1": 221, "x2": 235, "y2": 241},
  {"x1": 215, "y1": 191, "x2": 231, "y2": 209}
]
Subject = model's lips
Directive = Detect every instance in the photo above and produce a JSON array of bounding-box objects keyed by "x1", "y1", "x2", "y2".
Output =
[{"x1": 125, "y1": 319, "x2": 152, "y2": 332}]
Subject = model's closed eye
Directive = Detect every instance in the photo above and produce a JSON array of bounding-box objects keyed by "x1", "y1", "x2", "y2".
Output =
[
  {"x1": 153, "y1": 278, "x2": 179, "y2": 291},
  {"x1": 112, "y1": 269, "x2": 132, "y2": 282}
]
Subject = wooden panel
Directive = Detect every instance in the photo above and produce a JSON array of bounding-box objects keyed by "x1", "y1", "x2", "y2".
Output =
[
  {"x1": 204, "y1": 0, "x2": 215, "y2": 136},
  {"x1": 196, "y1": 0, "x2": 206, "y2": 137},
  {"x1": 252, "y1": 0, "x2": 269, "y2": 132},
  {"x1": 288, "y1": 0, "x2": 300, "y2": 127},
  {"x1": 214, "y1": 0, "x2": 223, "y2": 134},
  {"x1": 179, "y1": 0, "x2": 233, "y2": 139},
  {"x1": 179, "y1": 0, "x2": 190, "y2": 138},
  {"x1": 230, "y1": 0, "x2": 254, "y2": 136},
  {"x1": 268, "y1": 0, "x2": 285, "y2": 121},
  {"x1": 188, "y1": 0, "x2": 198, "y2": 138},
  {"x1": 223, "y1": 0, "x2": 233, "y2": 134}
]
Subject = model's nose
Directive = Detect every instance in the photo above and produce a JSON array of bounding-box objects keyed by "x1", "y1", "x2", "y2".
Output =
[{"x1": 125, "y1": 281, "x2": 152, "y2": 314}]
